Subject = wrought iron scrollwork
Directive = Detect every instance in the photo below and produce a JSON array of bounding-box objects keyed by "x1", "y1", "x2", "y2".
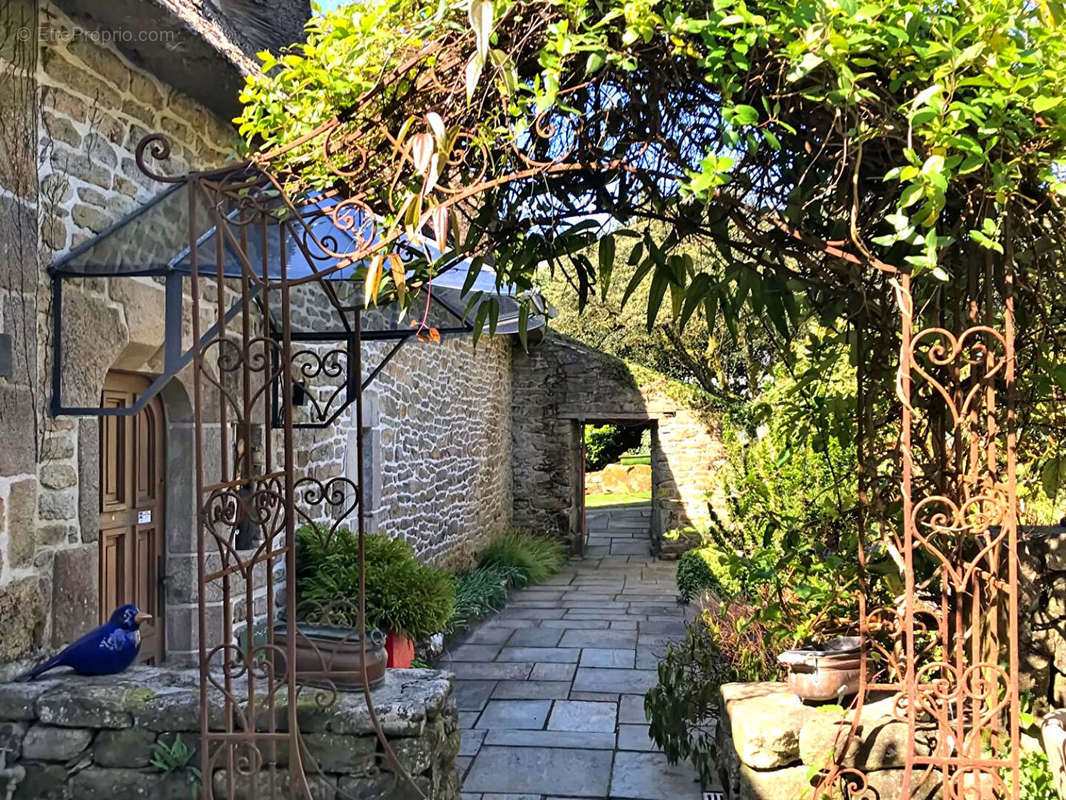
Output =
[{"x1": 814, "y1": 273, "x2": 1021, "y2": 800}]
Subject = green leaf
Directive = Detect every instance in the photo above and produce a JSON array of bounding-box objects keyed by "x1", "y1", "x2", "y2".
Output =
[
  {"x1": 471, "y1": 300, "x2": 491, "y2": 346},
  {"x1": 900, "y1": 183, "x2": 924, "y2": 208},
  {"x1": 598, "y1": 234, "x2": 616, "y2": 300},
  {"x1": 787, "y1": 53, "x2": 823, "y2": 82},
  {"x1": 731, "y1": 104, "x2": 759, "y2": 126},
  {"x1": 910, "y1": 83, "x2": 943, "y2": 111},
  {"x1": 1042, "y1": 457, "x2": 1066, "y2": 501},
  {"x1": 679, "y1": 274, "x2": 712, "y2": 330},
  {"x1": 621, "y1": 257, "x2": 655, "y2": 309},
  {"x1": 517, "y1": 301, "x2": 530, "y2": 352},
  {"x1": 468, "y1": 0, "x2": 494, "y2": 61},
  {"x1": 646, "y1": 268, "x2": 670, "y2": 330},
  {"x1": 921, "y1": 154, "x2": 945, "y2": 176},
  {"x1": 958, "y1": 153, "x2": 984, "y2": 174},
  {"x1": 968, "y1": 228, "x2": 1005, "y2": 254},
  {"x1": 487, "y1": 296, "x2": 499, "y2": 335},
  {"x1": 1033, "y1": 95, "x2": 1062, "y2": 113},
  {"x1": 465, "y1": 54, "x2": 484, "y2": 102},
  {"x1": 764, "y1": 290, "x2": 791, "y2": 339}
]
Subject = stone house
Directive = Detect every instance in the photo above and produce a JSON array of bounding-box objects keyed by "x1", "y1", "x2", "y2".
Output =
[
  {"x1": 0, "y1": 0, "x2": 729, "y2": 675},
  {"x1": 0, "y1": 0, "x2": 333, "y2": 668}
]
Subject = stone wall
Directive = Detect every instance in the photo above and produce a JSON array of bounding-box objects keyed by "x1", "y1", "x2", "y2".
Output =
[
  {"x1": 1021, "y1": 530, "x2": 1066, "y2": 712},
  {"x1": 361, "y1": 334, "x2": 513, "y2": 569},
  {"x1": 0, "y1": 666, "x2": 460, "y2": 800},
  {"x1": 717, "y1": 682, "x2": 940, "y2": 800},
  {"x1": 288, "y1": 293, "x2": 514, "y2": 571},
  {"x1": 511, "y1": 334, "x2": 726, "y2": 552},
  {"x1": 0, "y1": 1, "x2": 239, "y2": 667}
]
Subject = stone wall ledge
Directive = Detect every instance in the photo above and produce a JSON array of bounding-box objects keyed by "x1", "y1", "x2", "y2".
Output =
[
  {"x1": 718, "y1": 681, "x2": 943, "y2": 800},
  {"x1": 0, "y1": 666, "x2": 460, "y2": 800}
]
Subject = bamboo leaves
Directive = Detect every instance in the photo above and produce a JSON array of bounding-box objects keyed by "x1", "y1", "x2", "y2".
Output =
[{"x1": 467, "y1": 0, "x2": 495, "y2": 100}]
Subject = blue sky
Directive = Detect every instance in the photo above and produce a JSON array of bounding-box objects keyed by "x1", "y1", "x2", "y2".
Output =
[{"x1": 313, "y1": 0, "x2": 350, "y2": 11}]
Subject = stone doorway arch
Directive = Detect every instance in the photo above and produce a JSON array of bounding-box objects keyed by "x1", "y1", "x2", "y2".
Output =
[
  {"x1": 511, "y1": 335, "x2": 727, "y2": 555},
  {"x1": 578, "y1": 417, "x2": 657, "y2": 556}
]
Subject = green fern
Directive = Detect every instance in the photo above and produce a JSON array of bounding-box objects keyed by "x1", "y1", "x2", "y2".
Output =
[{"x1": 150, "y1": 734, "x2": 201, "y2": 799}]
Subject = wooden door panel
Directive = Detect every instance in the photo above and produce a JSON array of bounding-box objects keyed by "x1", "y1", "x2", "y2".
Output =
[
  {"x1": 99, "y1": 373, "x2": 166, "y2": 665},
  {"x1": 100, "y1": 527, "x2": 129, "y2": 619},
  {"x1": 100, "y1": 393, "x2": 128, "y2": 512},
  {"x1": 135, "y1": 524, "x2": 163, "y2": 665},
  {"x1": 134, "y1": 526, "x2": 156, "y2": 615},
  {"x1": 134, "y1": 405, "x2": 158, "y2": 507}
]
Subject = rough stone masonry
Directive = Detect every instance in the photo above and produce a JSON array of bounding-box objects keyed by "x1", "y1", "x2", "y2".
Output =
[{"x1": 0, "y1": 666, "x2": 460, "y2": 800}]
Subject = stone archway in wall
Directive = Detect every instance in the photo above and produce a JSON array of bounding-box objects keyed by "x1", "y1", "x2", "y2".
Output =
[{"x1": 510, "y1": 334, "x2": 727, "y2": 554}]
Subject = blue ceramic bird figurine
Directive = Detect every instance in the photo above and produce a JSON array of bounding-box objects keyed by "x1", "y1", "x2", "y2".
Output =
[{"x1": 21, "y1": 604, "x2": 151, "y2": 681}]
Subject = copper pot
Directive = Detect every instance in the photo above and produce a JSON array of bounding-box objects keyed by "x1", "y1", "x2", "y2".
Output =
[
  {"x1": 275, "y1": 623, "x2": 387, "y2": 691},
  {"x1": 777, "y1": 637, "x2": 862, "y2": 702}
]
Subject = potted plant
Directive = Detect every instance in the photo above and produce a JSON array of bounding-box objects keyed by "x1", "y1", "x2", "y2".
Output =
[
  {"x1": 296, "y1": 525, "x2": 455, "y2": 669},
  {"x1": 285, "y1": 526, "x2": 390, "y2": 689}
]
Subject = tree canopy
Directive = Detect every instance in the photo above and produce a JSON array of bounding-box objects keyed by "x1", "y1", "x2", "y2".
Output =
[
  {"x1": 234, "y1": 0, "x2": 1066, "y2": 488},
  {"x1": 236, "y1": 0, "x2": 1066, "y2": 301}
]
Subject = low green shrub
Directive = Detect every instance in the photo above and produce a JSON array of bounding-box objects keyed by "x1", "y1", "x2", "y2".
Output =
[
  {"x1": 452, "y1": 564, "x2": 513, "y2": 627},
  {"x1": 447, "y1": 531, "x2": 566, "y2": 630},
  {"x1": 480, "y1": 530, "x2": 566, "y2": 585},
  {"x1": 296, "y1": 525, "x2": 455, "y2": 642},
  {"x1": 676, "y1": 546, "x2": 740, "y2": 602},
  {"x1": 1016, "y1": 748, "x2": 1057, "y2": 800},
  {"x1": 646, "y1": 605, "x2": 778, "y2": 783},
  {"x1": 368, "y1": 558, "x2": 455, "y2": 641}
]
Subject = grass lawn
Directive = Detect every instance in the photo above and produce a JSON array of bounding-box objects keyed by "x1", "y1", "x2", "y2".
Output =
[{"x1": 585, "y1": 491, "x2": 652, "y2": 508}]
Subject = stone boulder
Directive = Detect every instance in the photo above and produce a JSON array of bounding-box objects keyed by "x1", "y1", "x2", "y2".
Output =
[
  {"x1": 738, "y1": 763, "x2": 811, "y2": 799},
  {"x1": 0, "y1": 577, "x2": 44, "y2": 662},
  {"x1": 718, "y1": 682, "x2": 964, "y2": 800},
  {"x1": 625, "y1": 464, "x2": 652, "y2": 492},
  {"x1": 600, "y1": 463, "x2": 632, "y2": 494},
  {"x1": 720, "y1": 682, "x2": 814, "y2": 769},
  {"x1": 742, "y1": 766, "x2": 942, "y2": 800},
  {"x1": 798, "y1": 694, "x2": 935, "y2": 771},
  {"x1": 21, "y1": 725, "x2": 93, "y2": 761}
]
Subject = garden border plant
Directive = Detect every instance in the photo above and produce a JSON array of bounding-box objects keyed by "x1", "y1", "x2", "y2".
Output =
[{"x1": 448, "y1": 529, "x2": 567, "y2": 633}]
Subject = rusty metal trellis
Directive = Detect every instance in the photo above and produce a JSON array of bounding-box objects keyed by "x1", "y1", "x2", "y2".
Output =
[
  {"x1": 815, "y1": 268, "x2": 1022, "y2": 799},
  {"x1": 130, "y1": 95, "x2": 591, "y2": 798}
]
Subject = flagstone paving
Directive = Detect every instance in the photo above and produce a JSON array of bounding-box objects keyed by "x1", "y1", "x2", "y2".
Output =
[{"x1": 443, "y1": 505, "x2": 716, "y2": 800}]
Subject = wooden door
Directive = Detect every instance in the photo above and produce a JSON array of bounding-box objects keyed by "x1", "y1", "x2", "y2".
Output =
[{"x1": 99, "y1": 372, "x2": 165, "y2": 664}]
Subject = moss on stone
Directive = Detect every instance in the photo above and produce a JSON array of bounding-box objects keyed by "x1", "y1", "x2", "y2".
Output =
[
  {"x1": 122, "y1": 687, "x2": 157, "y2": 710},
  {"x1": 625, "y1": 362, "x2": 717, "y2": 417}
]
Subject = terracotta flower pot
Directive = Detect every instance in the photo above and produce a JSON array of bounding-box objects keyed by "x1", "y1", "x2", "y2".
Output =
[{"x1": 385, "y1": 632, "x2": 415, "y2": 668}]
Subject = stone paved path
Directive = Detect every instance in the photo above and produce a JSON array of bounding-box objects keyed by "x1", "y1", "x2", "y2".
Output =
[{"x1": 442, "y1": 505, "x2": 706, "y2": 800}]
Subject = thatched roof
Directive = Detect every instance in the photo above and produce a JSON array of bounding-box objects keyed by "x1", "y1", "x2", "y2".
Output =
[{"x1": 54, "y1": 0, "x2": 311, "y2": 119}]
